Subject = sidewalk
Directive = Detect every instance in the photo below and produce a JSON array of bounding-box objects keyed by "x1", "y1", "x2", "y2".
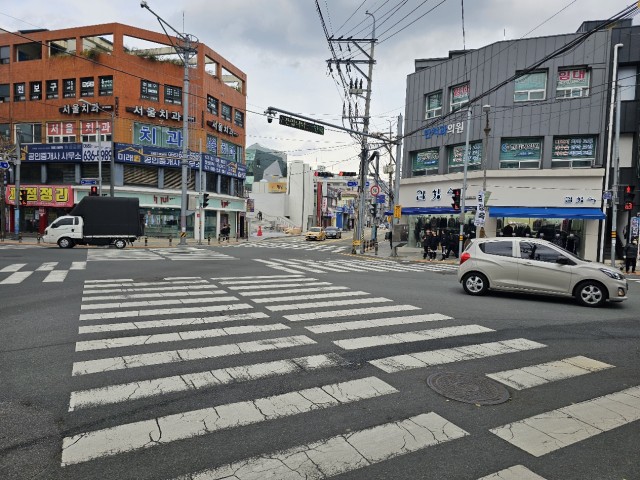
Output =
[{"x1": 0, "y1": 234, "x2": 246, "y2": 248}]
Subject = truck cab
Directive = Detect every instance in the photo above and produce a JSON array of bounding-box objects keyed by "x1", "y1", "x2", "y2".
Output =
[{"x1": 43, "y1": 216, "x2": 83, "y2": 248}]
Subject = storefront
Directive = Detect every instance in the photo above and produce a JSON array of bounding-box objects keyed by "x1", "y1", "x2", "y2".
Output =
[
  {"x1": 398, "y1": 169, "x2": 605, "y2": 260},
  {"x1": 5, "y1": 184, "x2": 75, "y2": 234}
]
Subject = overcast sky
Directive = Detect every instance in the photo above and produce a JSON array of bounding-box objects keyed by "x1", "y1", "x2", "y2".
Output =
[{"x1": 1, "y1": 0, "x2": 635, "y2": 172}]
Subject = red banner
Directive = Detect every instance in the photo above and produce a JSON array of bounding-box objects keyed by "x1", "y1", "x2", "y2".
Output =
[{"x1": 6, "y1": 185, "x2": 74, "y2": 207}]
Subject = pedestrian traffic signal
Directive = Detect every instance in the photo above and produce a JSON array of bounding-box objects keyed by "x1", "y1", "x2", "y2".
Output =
[
  {"x1": 202, "y1": 193, "x2": 210, "y2": 208},
  {"x1": 89, "y1": 186, "x2": 98, "y2": 196},
  {"x1": 19, "y1": 189, "x2": 28, "y2": 205},
  {"x1": 623, "y1": 185, "x2": 635, "y2": 210},
  {"x1": 369, "y1": 202, "x2": 378, "y2": 217},
  {"x1": 451, "y1": 188, "x2": 461, "y2": 211}
]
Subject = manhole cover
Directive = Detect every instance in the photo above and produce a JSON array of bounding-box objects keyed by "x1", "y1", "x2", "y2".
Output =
[{"x1": 426, "y1": 372, "x2": 510, "y2": 405}]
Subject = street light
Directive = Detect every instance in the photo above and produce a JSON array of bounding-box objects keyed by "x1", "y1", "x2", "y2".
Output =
[{"x1": 79, "y1": 99, "x2": 115, "y2": 197}]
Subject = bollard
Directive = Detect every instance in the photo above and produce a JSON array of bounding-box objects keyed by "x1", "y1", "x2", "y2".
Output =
[
  {"x1": 218, "y1": 234, "x2": 221, "y2": 244},
  {"x1": 207, "y1": 235, "x2": 211, "y2": 245},
  {"x1": 145, "y1": 236, "x2": 148, "y2": 247},
  {"x1": 169, "y1": 235, "x2": 172, "y2": 246},
  {"x1": 375, "y1": 241, "x2": 378, "y2": 256},
  {"x1": 37, "y1": 234, "x2": 41, "y2": 244},
  {"x1": 18, "y1": 234, "x2": 22, "y2": 243}
]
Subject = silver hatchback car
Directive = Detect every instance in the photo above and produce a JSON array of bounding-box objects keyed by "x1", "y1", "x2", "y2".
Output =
[{"x1": 457, "y1": 237, "x2": 628, "y2": 307}]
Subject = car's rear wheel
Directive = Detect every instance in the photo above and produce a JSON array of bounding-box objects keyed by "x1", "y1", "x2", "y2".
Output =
[
  {"x1": 575, "y1": 280, "x2": 607, "y2": 307},
  {"x1": 462, "y1": 272, "x2": 489, "y2": 296}
]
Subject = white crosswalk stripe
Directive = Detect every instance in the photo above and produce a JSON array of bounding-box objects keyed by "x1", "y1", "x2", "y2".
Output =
[
  {"x1": 87, "y1": 247, "x2": 236, "y2": 261},
  {"x1": 490, "y1": 385, "x2": 640, "y2": 457},
  {"x1": 61, "y1": 376, "x2": 397, "y2": 466},
  {"x1": 62, "y1": 273, "x2": 628, "y2": 477},
  {"x1": 226, "y1": 239, "x2": 349, "y2": 253},
  {"x1": 254, "y1": 257, "x2": 458, "y2": 274},
  {"x1": 0, "y1": 262, "x2": 85, "y2": 284},
  {"x1": 486, "y1": 356, "x2": 614, "y2": 390},
  {"x1": 173, "y1": 412, "x2": 468, "y2": 480}
]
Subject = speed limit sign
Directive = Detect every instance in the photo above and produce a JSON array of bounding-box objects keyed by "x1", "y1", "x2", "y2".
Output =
[{"x1": 370, "y1": 184, "x2": 381, "y2": 195}]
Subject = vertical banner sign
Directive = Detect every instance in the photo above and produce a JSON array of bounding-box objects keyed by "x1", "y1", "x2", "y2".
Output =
[
  {"x1": 474, "y1": 190, "x2": 486, "y2": 226},
  {"x1": 316, "y1": 181, "x2": 323, "y2": 225}
]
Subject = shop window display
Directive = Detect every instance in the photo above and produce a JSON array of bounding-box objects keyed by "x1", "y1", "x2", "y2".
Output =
[{"x1": 496, "y1": 217, "x2": 584, "y2": 256}]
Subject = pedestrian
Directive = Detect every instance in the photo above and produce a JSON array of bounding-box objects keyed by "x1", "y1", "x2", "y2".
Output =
[
  {"x1": 421, "y1": 229, "x2": 430, "y2": 259},
  {"x1": 439, "y1": 229, "x2": 448, "y2": 260},
  {"x1": 385, "y1": 229, "x2": 392, "y2": 248},
  {"x1": 445, "y1": 230, "x2": 458, "y2": 259},
  {"x1": 428, "y1": 230, "x2": 440, "y2": 260},
  {"x1": 623, "y1": 238, "x2": 638, "y2": 274}
]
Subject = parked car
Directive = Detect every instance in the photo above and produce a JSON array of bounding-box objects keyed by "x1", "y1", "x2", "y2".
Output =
[
  {"x1": 457, "y1": 237, "x2": 628, "y2": 307},
  {"x1": 325, "y1": 227, "x2": 342, "y2": 239},
  {"x1": 305, "y1": 227, "x2": 326, "y2": 241}
]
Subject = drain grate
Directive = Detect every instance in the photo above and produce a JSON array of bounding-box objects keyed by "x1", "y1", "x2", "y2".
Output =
[{"x1": 427, "y1": 372, "x2": 510, "y2": 405}]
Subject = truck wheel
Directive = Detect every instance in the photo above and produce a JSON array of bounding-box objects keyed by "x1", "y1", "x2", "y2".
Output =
[
  {"x1": 114, "y1": 239, "x2": 127, "y2": 249},
  {"x1": 57, "y1": 237, "x2": 74, "y2": 249}
]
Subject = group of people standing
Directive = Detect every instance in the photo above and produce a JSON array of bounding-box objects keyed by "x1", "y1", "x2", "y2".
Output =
[{"x1": 421, "y1": 229, "x2": 459, "y2": 261}]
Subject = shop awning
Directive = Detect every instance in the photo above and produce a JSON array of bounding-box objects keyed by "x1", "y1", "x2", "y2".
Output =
[
  {"x1": 382, "y1": 207, "x2": 473, "y2": 216},
  {"x1": 489, "y1": 206, "x2": 605, "y2": 220}
]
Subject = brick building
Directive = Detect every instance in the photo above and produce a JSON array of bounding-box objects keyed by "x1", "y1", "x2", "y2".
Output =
[{"x1": 0, "y1": 23, "x2": 247, "y2": 239}]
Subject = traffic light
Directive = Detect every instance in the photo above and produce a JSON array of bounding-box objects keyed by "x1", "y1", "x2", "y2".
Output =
[
  {"x1": 314, "y1": 171, "x2": 334, "y2": 178},
  {"x1": 369, "y1": 202, "x2": 378, "y2": 217},
  {"x1": 339, "y1": 171, "x2": 357, "y2": 176},
  {"x1": 202, "y1": 193, "x2": 210, "y2": 208},
  {"x1": 623, "y1": 185, "x2": 635, "y2": 211},
  {"x1": 89, "y1": 186, "x2": 98, "y2": 196},
  {"x1": 451, "y1": 188, "x2": 461, "y2": 210},
  {"x1": 19, "y1": 189, "x2": 28, "y2": 205}
]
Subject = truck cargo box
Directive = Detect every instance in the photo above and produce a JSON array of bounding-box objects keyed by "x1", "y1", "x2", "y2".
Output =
[{"x1": 70, "y1": 197, "x2": 142, "y2": 237}]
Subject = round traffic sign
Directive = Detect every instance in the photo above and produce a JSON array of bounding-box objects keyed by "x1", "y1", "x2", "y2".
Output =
[{"x1": 370, "y1": 184, "x2": 381, "y2": 195}]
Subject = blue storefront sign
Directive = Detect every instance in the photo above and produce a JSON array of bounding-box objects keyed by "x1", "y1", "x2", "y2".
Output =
[{"x1": 22, "y1": 143, "x2": 83, "y2": 162}]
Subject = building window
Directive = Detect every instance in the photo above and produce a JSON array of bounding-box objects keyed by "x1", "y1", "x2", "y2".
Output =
[
  {"x1": 0, "y1": 45, "x2": 9, "y2": 64},
  {"x1": 13, "y1": 83, "x2": 26, "y2": 101},
  {"x1": 618, "y1": 66, "x2": 636, "y2": 101},
  {"x1": 98, "y1": 76, "x2": 113, "y2": 96},
  {"x1": 15, "y1": 123, "x2": 43, "y2": 144},
  {"x1": 0, "y1": 83, "x2": 9, "y2": 103},
  {"x1": 46, "y1": 121, "x2": 77, "y2": 143},
  {"x1": 499, "y1": 137, "x2": 543, "y2": 169},
  {"x1": 425, "y1": 91, "x2": 442, "y2": 119},
  {"x1": 556, "y1": 68, "x2": 590, "y2": 98},
  {"x1": 30, "y1": 81, "x2": 42, "y2": 100},
  {"x1": 448, "y1": 142, "x2": 482, "y2": 173},
  {"x1": 80, "y1": 77, "x2": 94, "y2": 97},
  {"x1": 206, "y1": 134, "x2": 218, "y2": 154},
  {"x1": 16, "y1": 42, "x2": 41, "y2": 62},
  {"x1": 551, "y1": 136, "x2": 595, "y2": 168},
  {"x1": 234, "y1": 110, "x2": 244, "y2": 128},
  {"x1": 164, "y1": 84, "x2": 182, "y2": 105},
  {"x1": 207, "y1": 95, "x2": 219, "y2": 115},
  {"x1": 0, "y1": 123, "x2": 10, "y2": 141},
  {"x1": 221, "y1": 103, "x2": 232, "y2": 122},
  {"x1": 449, "y1": 83, "x2": 469, "y2": 112},
  {"x1": 220, "y1": 140, "x2": 239, "y2": 161},
  {"x1": 412, "y1": 148, "x2": 439, "y2": 176},
  {"x1": 80, "y1": 120, "x2": 112, "y2": 143},
  {"x1": 46, "y1": 80, "x2": 59, "y2": 99},
  {"x1": 140, "y1": 80, "x2": 159, "y2": 101},
  {"x1": 514, "y1": 72, "x2": 547, "y2": 102},
  {"x1": 63, "y1": 78, "x2": 76, "y2": 98}
]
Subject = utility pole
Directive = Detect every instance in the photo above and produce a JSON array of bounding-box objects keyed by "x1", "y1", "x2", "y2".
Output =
[
  {"x1": 611, "y1": 82, "x2": 622, "y2": 267},
  {"x1": 14, "y1": 130, "x2": 22, "y2": 238},
  {"x1": 141, "y1": 1, "x2": 197, "y2": 246},
  {"x1": 327, "y1": 12, "x2": 377, "y2": 254},
  {"x1": 458, "y1": 107, "x2": 472, "y2": 255},
  {"x1": 392, "y1": 114, "x2": 402, "y2": 256}
]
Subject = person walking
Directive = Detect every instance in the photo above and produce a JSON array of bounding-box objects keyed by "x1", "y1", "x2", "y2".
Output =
[
  {"x1": 428, "y1": 230, "x2": 440, "y2": 261},
  {"x1": 623, "y1": 238, "x2": 638, "y2": 274},
  {"x1": 421, "y1": 229, "x2": 430, "y2": 260}
]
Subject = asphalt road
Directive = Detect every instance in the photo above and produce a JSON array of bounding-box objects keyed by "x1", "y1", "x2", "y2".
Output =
[{"x1": 0, "y1": 237, "x2": 638, "y2": 480}]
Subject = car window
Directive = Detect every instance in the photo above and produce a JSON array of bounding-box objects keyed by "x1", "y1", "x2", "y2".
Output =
[
  {"x1": 479, "y1": 241, "x2": 513, "y2": 257},
  {"x1": 520, "y1": 242, "x2": 561, "y2": 263},
  {"x1": 53, "y1": 218, "x2": 74, "y2": 228}
]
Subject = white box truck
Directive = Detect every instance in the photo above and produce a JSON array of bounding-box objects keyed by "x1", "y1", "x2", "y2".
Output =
[{"x1": 43, "y1": 197, "x2": 142, "y2": 249}]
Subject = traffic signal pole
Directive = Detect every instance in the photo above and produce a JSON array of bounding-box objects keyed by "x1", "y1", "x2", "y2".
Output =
[
  {"x1": 458, "y1": 107, "x2": 472, "y2": 255},
  {"x1": 14, "y1": 132, "x2": 21, "y2": 238},
  {"x1": 610, "y1": 81, "x2": 622, "y2": 267}
]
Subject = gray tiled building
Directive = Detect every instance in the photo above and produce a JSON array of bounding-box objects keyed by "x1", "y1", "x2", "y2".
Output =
[{"x1": 399, "y1": 19, "x2": 639, "y2": 261}]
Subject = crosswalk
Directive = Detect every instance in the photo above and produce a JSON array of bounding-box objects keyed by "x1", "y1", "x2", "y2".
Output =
[
  {"x1": 87, "y1": 247, "x2": 236, "y2": 261},
  {"x1": 225, "y1": 237, "x2": 350, "y2": 253},
  {"x1": 60, "y1": 273, "x2": 639, "y2": 479},
  {"x1": 254, "y1": 257, "x2": 459, "y2": 274},
  {"x1": 0, "y1": 261, "x2": 86, "y2": 284}
]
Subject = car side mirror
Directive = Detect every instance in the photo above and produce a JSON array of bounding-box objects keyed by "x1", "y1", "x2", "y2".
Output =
[{"x1": 556, "y1": 256, "x2": 570, "y2": 265}]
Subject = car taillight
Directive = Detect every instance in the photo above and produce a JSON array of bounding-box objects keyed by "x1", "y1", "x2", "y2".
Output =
[{"x1": 460, "y1": 252, "x2": 471, "y2": 265}]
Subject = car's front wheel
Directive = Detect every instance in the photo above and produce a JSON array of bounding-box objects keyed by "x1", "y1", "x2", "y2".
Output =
[
  {"x1": 57, "y1": 237, "x2": 74, "y2": 249},
  {"x1": 461, "y1": 272, "x2": 489, "y2": 296},
  {"x1": 575, "y1": 280, "x2": 607, "y2": 307}
]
